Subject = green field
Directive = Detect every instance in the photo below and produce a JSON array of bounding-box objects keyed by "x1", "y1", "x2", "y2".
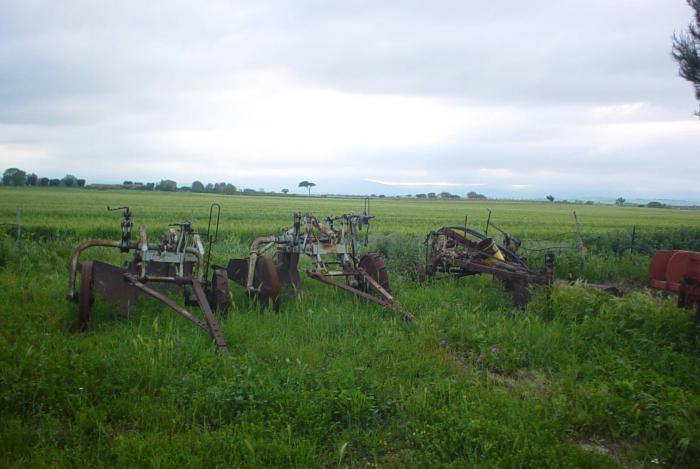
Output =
[{"x1": 1, "y1": 188, "x2": 700, "y2": 467}]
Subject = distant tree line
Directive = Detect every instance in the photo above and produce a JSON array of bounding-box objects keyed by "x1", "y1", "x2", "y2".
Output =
[
  {"x1": 123, "y1": 180, "x2": 244, "y2": 194},
  {"x1": 189, "y1": 181, "x2": 237, "y2": 194},
  {"x1": 546, "y1": 195, "x2": 671, "y2": 208},
  {"x1": 0, "y1": 169, "x2": 291, "y2": 196},
  {"x1": 466, "y1": 191, "x2": 487, "y2": 200},
  {"x1": 1, "y1": 168, "x2": 86, "y2": 188},
  {"x1": 120, "y1": 181, "x2": 156, "y2": 191},
  {"x1": 390, "y1": 191, "x2": 488, "y2": 200},
  {"x1": 4, "y1": 170, "x2": 674, "y2": 208}
]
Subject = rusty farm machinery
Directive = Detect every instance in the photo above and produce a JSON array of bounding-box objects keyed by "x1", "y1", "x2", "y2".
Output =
[
  {"x1": 224, "y1": 200, "x2": 413, "y2": 320},
  {"x1": 415, "y1": 207, "x2": 635, "y2": 307},
  {"x1": 71, "y1": 201, "x2": 691, "y2": 350},
  {"x1": 67, "y1": 204, "x2": 230, "y2": 350},
  {"x1": 648, "y1": 250, "x2": 700, "y2": 325},
  {"x1": 417, "y1": 223, "x2": 554, "y2": 308}
]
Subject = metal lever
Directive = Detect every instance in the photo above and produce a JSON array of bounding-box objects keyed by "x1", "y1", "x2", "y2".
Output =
[{"x1": 107, "y1": 205, "x2": 130, "y2": 213}]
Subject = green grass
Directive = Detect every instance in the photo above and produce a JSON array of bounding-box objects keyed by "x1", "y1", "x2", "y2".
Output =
[{"x1": 1, "y1": 187, "x2": 700, "y2": 467}]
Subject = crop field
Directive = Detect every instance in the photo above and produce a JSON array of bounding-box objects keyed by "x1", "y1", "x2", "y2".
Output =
[{"x1": 1, "y1": 187, "x2": 700, "y2": 467}]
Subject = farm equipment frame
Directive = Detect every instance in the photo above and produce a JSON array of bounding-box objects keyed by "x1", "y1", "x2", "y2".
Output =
[
  {"x1": 225, "y1": 199, "x2": 412, "y2": 320},
  {"x1": 418, "y1": 224, "x2": 554, "y2": 307},
  {"x1": 66, "y1": 204, "x2": 229, "y2": 350}
]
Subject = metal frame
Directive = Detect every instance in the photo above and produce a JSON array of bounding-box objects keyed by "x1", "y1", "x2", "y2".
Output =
[
  {"x1": 66, "y1": 205, "x2": 229, "y2": 350},
  {"x1": 421, "y1": 225, "x2": 553, "y2": 308},
  {"x1": 226, "y1": 200, "x2": 413, "y2": 320}
]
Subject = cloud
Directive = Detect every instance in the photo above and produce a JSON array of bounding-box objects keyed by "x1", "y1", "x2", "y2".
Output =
[
  {"x1": 366, "y1": 179, "x2": 484, "y2": 187},
  {"x1": 0, "y1": 0, "x2": 698, "y2": 199},
  {"x1": 148, "y1": 88, "x2": 477, "y2": 159}
]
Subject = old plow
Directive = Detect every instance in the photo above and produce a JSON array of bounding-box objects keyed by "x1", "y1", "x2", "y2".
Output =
[
  {"x1": 418, "y1": 210, "x2": 627, "y2": 307},
  {"x1": 225, "y1": 200, "x2": 412, "y2": 320},
  {"x1": 417, "y1": 225, "x2": 554, "y2": 308},
  {"x1": 66, "y1": 205, "x2": 229, "y2": 350}
]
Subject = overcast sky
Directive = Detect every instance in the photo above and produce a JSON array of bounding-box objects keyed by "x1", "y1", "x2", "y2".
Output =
[{"x1": 1, "y1": 0, "x2": 698, "y2": 200}]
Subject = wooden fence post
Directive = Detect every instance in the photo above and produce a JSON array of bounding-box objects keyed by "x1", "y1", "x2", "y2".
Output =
[
  {"x1": 573, "y1": 211, "x2": 586, "y2": 270},
  {"x1": 16, "y1": 206, "x2": 20, "y2": 245}
]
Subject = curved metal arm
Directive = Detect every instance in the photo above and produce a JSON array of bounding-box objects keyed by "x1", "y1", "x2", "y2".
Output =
[
  {"x1": 67, "y1": 239, "x2": 128, "y2": 300},
  {"x1": 245, "y1": 236, "x2": 277, "y2": 290},
  {"x1": 184, "y1": 245, "x2": 205, "y2": 281}
]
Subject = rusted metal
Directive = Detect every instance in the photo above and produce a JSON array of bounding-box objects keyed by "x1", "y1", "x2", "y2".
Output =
[
  {"x1": 359, "y1": 253, "x2": 390, "y2": 292},
  {"x1": 124, "y1": 273, "x2": 210, "y2": 333},
  {"x1": 226, "y1": 200, "x2": 409, "y2": 319},
  {"x1": 78, "y1": 261, "x2": 95, "y2": 330},
  {"x1": 276, "y1": 248, "x2": 302, "y2": 297},
  {"x1": 92, "y1": 260, "x2": 140, "y2": 314},
  {"x1": 648, "y1": 250, "x2": 700, "y2": 324},
  {"x1": 67, "y1": 205, "x2": 229, "y2": 349},
  {"x1": 191, "y1": 278, "x2": 228, "y2": 351},
  {"x1": 208, "y1": 267, "x2": 230, "y2": 314},
  {"x1": 224, "y1": 255, "x2": 282, "y2": 309},
  {"x1": 484, "y1": 210, "x2": 522, "y2": 254},
  {"x1": 68, "y1": 239, "x2": 123, "y2": 300},
  {"x1": 419, "y1": 225, "x2": 553, "y2": 308}
]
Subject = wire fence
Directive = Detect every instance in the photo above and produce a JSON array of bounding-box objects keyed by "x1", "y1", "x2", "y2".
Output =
[
  {"x1": 472, "y1": 209, "x2": 700, "y2": 276},
  {"x1": 504, "y1": 221, "x2": 700, "y2": 266}
]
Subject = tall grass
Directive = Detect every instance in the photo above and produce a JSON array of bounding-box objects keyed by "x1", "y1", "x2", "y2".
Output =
[{"x1": 1, "y1": 188, "x2": 700, "y2": 467}]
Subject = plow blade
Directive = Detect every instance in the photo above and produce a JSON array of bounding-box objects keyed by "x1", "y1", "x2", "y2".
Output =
[
  {"x1": 208, "y1": 267, "x2": 230, "y2": 314},
  {"x1": 276, "y1": 249, "x2": 302, "y2": 297},
  {"x1": 226, "y1": 256, "x2": 282, "y2": 310},
  {"x1": 225, "y1": 258, "x2": 249, "y2": 285},
  {"x1": 91, "y1": 260, "x2": 140, "y2": 315}
]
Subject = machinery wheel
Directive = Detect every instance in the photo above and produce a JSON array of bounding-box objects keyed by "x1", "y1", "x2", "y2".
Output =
[
  {"x1": 253, "y1": 255, "x2": 281, "y2": 311},
  {"x1": 78, "y1": 261, "x2": 95, "y2": 330},
  {"x1": 359, "y1": 253, "x2": 390, "y2": 293}
]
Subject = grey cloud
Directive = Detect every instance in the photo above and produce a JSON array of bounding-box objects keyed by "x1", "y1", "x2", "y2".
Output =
[
  {"x1": 260, "y1": 1, "x2": 692, "y2": 106},
  {"x1": 0, "y1": 0, "x2": 698, "y2": 199}
]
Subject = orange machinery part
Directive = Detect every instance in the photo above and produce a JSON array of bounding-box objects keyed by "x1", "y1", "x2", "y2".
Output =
[{"x1": 648, "y1": 250, "x2": 700, "y2": 305}]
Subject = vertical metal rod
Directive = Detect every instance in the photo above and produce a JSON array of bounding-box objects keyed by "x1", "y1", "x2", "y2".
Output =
[
  {"x1": 464, "y1": 215, "x2": 468, "y2": 228},
  {"x1": 204, "y1": 203, "x2": 221, "y2": 281},
  {"x1": 630, "y1": 225, "x2": 636, "y2": 255},
  {"x1": 573, "y1": 211, "x2": 586, "y2": 270},
  {"x1": 485, "y1": 209, "x2": 492, "y2": 235}
]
